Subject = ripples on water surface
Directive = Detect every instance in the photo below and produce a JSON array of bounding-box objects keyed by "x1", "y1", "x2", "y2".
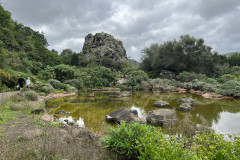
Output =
[{"x1": 46, "y1": 92, "x2": 240, "y2": 134}]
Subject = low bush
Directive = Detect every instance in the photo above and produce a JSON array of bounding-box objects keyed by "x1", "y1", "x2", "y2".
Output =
[
  {"x1": 127, "y1": 70, "x2": 149, "y2": 90},
  {"x1": 47, "y1": 79, "x2": 61, "y2": 89},
  {"x1": 217, "y1": 80, "x2": 240, "y2": 97},
  {"x1": 30, "y1": 81, "x2": 54, "y2": 95},
  {"x1": 205, "y1": 78, "x2": 219, "y2": 85},
  {"x1": 190, "y1": 132, "x2": 240, "y2": 159},
  {"x1": 24, "y1": 91, "x2": 38, "y2": 101},
  {"x1": 61, "y1": 83, "x2": 71, "y2": 93},
  {"x1": 218, "y1": 74, "x2": 236, "y2": 83},
  {"x1": 191, "y1": 79, "x2": 217, "y2": 92},
  {"x1": 63, "y1": 79, "x2": 82, "y2": 89},
  {"x1": 176, "y1": 71, "x2": 207, "y2": 82},
  {"x1": 104, "y1": 123, "x2": 240, "y2": 160},
  {"x1": 103, "y1": 122, "x2": 194, "y2": 160}
]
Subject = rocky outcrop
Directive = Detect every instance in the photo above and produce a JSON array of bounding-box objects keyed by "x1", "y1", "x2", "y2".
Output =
[
  {"x1": 106, "y1": 108, "x2": 146, "y2": 124},
  {"x1": 154, "y1": 100, "x2": 170, "y2": 107},
  {"x1": 146, "y1": 109, "x2": 178, "y2": 126},
  {"x1": 82, "y1": 32, "x2": 128, "y2": 64}
]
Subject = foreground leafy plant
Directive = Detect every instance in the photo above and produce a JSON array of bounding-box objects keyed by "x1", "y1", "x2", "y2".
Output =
[{"x1": 103, "y1": 122, "x2": 196, "y2": 160}]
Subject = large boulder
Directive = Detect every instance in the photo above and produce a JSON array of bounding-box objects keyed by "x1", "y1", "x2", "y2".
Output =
[
  {"x1": 82, "y1": 32, "x2": 128, "y2": 65},
  {"x1": 178, "y1": 98, "x2": 195, "y2": 112},
  {"x1": 146, "y1": 109, "x2": 178, "y2": 126},
  {"x1": 179, "y1": 98, "x2": 195, "y2": 107},
  {"x1": 179, "y1": 103, "x2": 192, "y2": 111},
  {"x1": 106, "y1": 108, "x2": 146, "y2": 124},
  {"x1": 154, "y1": 100, "x2": 170, "y2": 107}
]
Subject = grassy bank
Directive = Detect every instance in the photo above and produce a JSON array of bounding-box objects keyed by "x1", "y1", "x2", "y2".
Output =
[{"x1": 0, "y1": 94, "x2": 116, "y2": 160}]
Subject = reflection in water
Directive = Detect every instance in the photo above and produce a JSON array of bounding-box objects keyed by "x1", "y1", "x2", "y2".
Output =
[
  {"x1": 59, "y1": 116, "x2": 74, "y2": 124},
  {"x1": 130, "y1": 105, "x2": 145, "y2": 118},
  {"x1": 76, "y1": 117, "x2": 85, "y2": 128},
  {"x1": 59, "y1": 116, "x2": 85, "y2": 128},
  {"x1": 212, "y1": 112, "x2": 240, "y2": 134},
  {"x1": 47, "y1": 92, "x2": 240, "y2": 134}
]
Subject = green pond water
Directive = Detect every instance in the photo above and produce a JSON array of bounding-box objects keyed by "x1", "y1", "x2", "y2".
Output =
[{"x1": 46, "y1": 91, "x2": 240, "y2": 134}]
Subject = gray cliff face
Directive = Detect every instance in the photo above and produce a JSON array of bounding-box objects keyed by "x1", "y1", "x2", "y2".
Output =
[{"x1": 82, "y1": 32, "x2": 128, "y2": 63}]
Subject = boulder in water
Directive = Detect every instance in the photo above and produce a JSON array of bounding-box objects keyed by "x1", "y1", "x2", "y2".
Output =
[
  {"x1": 106, "y1": 108, "x2": 146, "y2": 124},
  {"x1": 146, "y1": 109, "x2": 178, "y2": 126},
  {"x1": 154, "y1": 100, "x2": 170, "y2": 107}
]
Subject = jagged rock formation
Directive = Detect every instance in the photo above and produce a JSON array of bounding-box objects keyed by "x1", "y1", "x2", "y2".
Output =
[{"x1": 82, "y1": 32, "x2": 128, "y2": 64}]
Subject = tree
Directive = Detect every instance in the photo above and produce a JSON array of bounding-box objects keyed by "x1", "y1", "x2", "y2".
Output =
[
  {"x1": 70, "y1": 53, "x2": 79, "y2": 66},
  {"x1": 140, "y1": 35, "x2": 220, "y2": 77},
  {"x1": 228, "y1": 53, "x2": 240, "y2": 67},
  {"x1": 60, "y1": 48, "x2": 73, "y2": 65},
  {"x1": 53, "y1": 64, "x2": 75, "y2": 82}
]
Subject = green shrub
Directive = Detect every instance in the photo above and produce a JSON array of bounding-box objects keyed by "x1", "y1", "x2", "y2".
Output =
[
  {"x1": 218, "y1": 74, "x2": 236, "y2": 83},
  {"x1": 63, "y1": 79, "x2": 82, "y2": 89},
  {"x1": 205, "y1": 78, "x2": 219, "y2": 85},
  {"x1": 190, "y1": 132, "x2": 240, "y2": 160},
  {"x1": 37, "y1": 66, "x2": 55, "y2": 81},
  {"x1": 24, "y1": 91, "x2": 38, "y2": 101},
  {"x1": 217, "y1": 80, "x2": 240, "y2": 96},
  {"x1": 104, "y1": 123, "x2": 240, "y2": 160},
  {"x1": 103, "y1": 122, "x2": 194, "y2": 160},
  {"x1": 34, "y1": 81, "x2": 54, "y2": 94},
  {"x1": 127, "y1": 70, "x2": 149, "y2": 89},
  {"x1": 53, "y1": 64, "x2": 75, "y2": 81},
  {"x1": 177, "y1": 71, "x2": 207, "y2": 82},
  {"x1": 47, "y1": 79, "x2": 61, "y2": 89},
  {"x1": 191, "y1": 79, "x2": 216, "y2": 92},
  {"x1": 61, "y1": 83, "x2": 71, "y2": 93}
]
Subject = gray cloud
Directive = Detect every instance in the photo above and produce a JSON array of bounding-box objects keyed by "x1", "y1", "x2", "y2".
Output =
[{"x1": 1, "y1": 0, "x2": 240, "y2": 61}]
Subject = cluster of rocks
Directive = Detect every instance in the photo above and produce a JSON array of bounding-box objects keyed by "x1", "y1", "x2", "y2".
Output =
[
  {"x1": 106, "y1": 108, "x2": 178, "y2": 127},
  {"x1": 153, "y1": 98, "x2": 195, "y2": 112},
  {"x1": 106, "y1": 98, "x2": 197, "y2": 127},
  {"x1": 106, "y1": 108, "x2": 146, "y2": 124}
]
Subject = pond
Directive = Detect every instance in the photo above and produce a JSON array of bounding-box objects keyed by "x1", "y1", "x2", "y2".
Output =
[{"x1": 46, "y1": 91, "x2": 240, "y2": 134}]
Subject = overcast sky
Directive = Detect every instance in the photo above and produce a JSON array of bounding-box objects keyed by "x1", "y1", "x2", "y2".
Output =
[{"x1": 1, "y1": 0, "x2": 240, "y2": 61}]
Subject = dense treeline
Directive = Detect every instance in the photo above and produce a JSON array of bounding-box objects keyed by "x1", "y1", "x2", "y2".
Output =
[
  {"x1": 1, "y1": 3, "x2": 240, "y2": 96},
  {"x1": 140, "y1": 35, "x2": 239, "y2": 78},
  {"x1": 0, "y1": 5, "x2": 127, "y2": 92},
  {"x1": 0, "y1": 5, "x2": 60, "y2": 73}
]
